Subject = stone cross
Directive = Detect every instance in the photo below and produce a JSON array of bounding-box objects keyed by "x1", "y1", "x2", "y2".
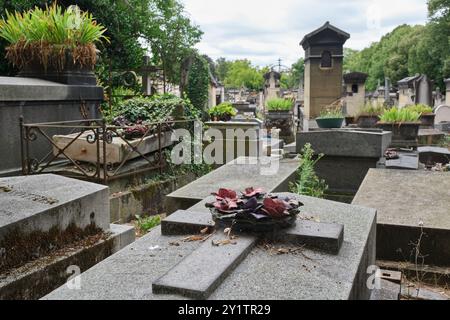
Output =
[{"x1": 152, "y1": 196, "x2": 344, "y2": 299}]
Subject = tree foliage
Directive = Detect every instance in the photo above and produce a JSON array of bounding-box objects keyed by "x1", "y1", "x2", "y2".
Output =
[
  {"x1": 344, "y1": 1, "x2": 450, "y2": 91},
  {"x1": 222, "y1": 59, "x2": 265, "y2": 90},
  {"x1": 186, "y1": 53, "x2": 210, "y2": 115}
]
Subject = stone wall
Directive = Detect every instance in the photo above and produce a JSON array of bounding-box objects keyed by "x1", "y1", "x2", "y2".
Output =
[{"x1": 0, "y1": 77, "x2": 103, "y2": 176}]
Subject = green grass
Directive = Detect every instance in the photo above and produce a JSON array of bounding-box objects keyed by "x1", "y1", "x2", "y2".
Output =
[
  {"x1": 379, "y1": 108, "x2": 421, "y2": 123},
  {"x1": 266, "y1": 98, "x2": 293, "y2": 111}
]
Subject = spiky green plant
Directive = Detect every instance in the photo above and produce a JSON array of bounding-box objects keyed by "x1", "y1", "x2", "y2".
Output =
[
  {"x1": 266, "y1": 98, "x2": 293, "y2": 111},
  {"x1": 0, "y1": 3, "x2": 108, "y2": 70},
  {"x1": 358, "y1": 103, "x2": 386, "y2": 116},
  {"x1": 317, "y1": 107, "x2": 344, "y2": 119},
  {"x1": 379, "y1": 108, "x2": 421, "y2": 123},
  {"x1": 407, "y1": 104, "x2": 433, "y2": 115}
]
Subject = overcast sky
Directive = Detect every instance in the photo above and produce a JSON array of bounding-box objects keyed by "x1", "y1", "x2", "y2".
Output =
[{"x1": 181, "y1": 0, "x2": 428, "y2": 68}]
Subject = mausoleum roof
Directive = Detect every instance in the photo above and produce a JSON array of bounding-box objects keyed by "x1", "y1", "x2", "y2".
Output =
[{"x1": 300, "y1": 21, "x2": 350, "y2": 49}]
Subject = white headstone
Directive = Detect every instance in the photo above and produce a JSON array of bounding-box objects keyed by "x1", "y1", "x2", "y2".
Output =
[{"x1": 434, "y1": 105, "x2": 450, "y2": 124}]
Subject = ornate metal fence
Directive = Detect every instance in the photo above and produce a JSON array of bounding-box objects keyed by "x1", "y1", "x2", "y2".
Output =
[{"x1": 20, "y1": 118, "x2": 193, "y2": 184}]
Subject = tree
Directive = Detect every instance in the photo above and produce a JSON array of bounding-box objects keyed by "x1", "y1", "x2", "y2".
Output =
[
  {"x1": 145, "y1": 0, "x2": 202, "y2": 92},
  {"x1": 280, "y1": 58, "x2": 305, "y2": 89},
  {"x1": 223, "y1": 59, "x2": 264, "y2": 90},
  {"x1": 186, "y1": 53, "x2": 210, "y2": 115},
  {"x1": 215, "y1": 57, "x2": 231, "y2": 82}
]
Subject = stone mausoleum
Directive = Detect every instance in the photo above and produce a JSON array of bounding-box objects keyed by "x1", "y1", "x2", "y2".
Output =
[{"x1": 301, "y1": 21, "x2": 350, "y2": 119}]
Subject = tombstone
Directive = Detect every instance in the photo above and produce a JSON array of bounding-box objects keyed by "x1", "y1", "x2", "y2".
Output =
[
  {"x1": 44, "y1": 192, "x2": 377, "y2": 300},
  {"x1": 353, "y1": 169, "x2": 450, "y2": 266},
  {"x1": 434, "y1": 105, "x2": 450, "y2": 124},
  {"x1": 263, "y1": 70, "x2": 281, "y2": 104},
  {"x1": 398, "y1": 74, "x2": 433, "y2": 107},
  {"x1": 0, "y1": 174, "x2": 134, "y2": 299},
  {"x1": 301, "y1": 22, "x2": 350, "y2": 119},
  {"x1": 343, "y1": 72, "x2": 368, "y2": 116}
]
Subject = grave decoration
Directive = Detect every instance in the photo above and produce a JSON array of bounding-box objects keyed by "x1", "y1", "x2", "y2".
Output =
[
  {"x1": 208, "y1": 102, "x2": 237, "y2": 121},
  {"x1": 0, "y1": 4, "x2": 107, "y2": 85},
  {"x1": 206, "y1": 187, "x2": 303, "y2": 232},
  {"x1": 264, "y1": 98, "x2": 295, "y2": 144},
  {"x1": 315, "y1": 102, "x2": 344, "y2": 129},
  {"x1": 377, "y1": 108, "x2": 421, "y2": 148}
]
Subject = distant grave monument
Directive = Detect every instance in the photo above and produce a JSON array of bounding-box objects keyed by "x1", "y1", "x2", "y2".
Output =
[
  {"x1": 263, "y1": 70, "x2": 281, "y2": 104},
  {"x1": 343, "y1": 72, "x2": 368, "y2": 117},
  {"x1": 301, "y1": 22, "x2": 350, "y2": 119},
  {"x1": 398, "y1": 74, "x2": 433, "y2": 108}
]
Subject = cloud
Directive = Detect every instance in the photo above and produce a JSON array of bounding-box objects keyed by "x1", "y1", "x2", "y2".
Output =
[{"x1": 181, "y1": 0, "x2": 428, "y2": 67}]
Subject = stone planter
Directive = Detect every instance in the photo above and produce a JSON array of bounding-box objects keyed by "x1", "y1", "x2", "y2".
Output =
[
  {"x1": 419, "y1": 113, "x2": 435, "y2": 128},
  {"x1": 16, "y1": 48, "x2": 97, "y2": 85},
  {"x1": 376, "y1": 122, "x2": 420, "y2": 148},
  {"x1": 316, "y1": 118, "x2": 344, "y2": 129},
  {"x1": 265, "y1": 110, "x2": 295, "y2": 144},
  {"x1": 52, "y1": 130, "x2": 173, "y2": 164},
  {"x1": 357, "y1": 115, "x2": 380, "y2": 128}
]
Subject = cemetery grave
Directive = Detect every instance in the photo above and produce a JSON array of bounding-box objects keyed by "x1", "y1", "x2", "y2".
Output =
[
  {"x1": 0, "y1": 174, "x2": 134, "y2": 299},
  {"x1": 44, "y1": 192, "x2": 376, "y2": 300}
]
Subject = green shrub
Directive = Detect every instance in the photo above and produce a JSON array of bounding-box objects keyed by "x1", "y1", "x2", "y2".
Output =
[
  {"x1": 290, "y1": 143, "x2": 328, "y2": 198},
  {"x1": 108, "y1": 94, "x2": 195, "y2": 124},
  {"x1": 208, "y1": 102, "x2": 237, "y2": 120},
  {"x1": 0, "y1": 4, "x2": 108, "y2": 70},
  {"x1": 407, "y1": 104, "x2": 433, "y2": 114},
  {"x1": 266, "y1": 98, "x2": 293, "y2": 111},
  {"x1": 379, "y1": 108, "x2": 421, "y2": 123}
]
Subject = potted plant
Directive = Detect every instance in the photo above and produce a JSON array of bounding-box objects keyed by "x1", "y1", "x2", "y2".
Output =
[
  {"x1": 356, "y1": 103, "x2": 385, "y2": 128},
  {"x1": 265, "y1": 98, "x2": 295, "y2": 143},
  {"x1": 0, "y1": 4, "x2": 108, "y2": 85},
  {"x1": 377, "y1": 108, "x2": 421, "y2": 147},
  {"x1": 208, "y1": 102, "x2": 237, "y2": 121},
  {"x1": 315, "y1": 107, "x2": 345, "y2": 129},
  {"x1": 407, "y1": 104, "x2": 435, "y2": 128}
]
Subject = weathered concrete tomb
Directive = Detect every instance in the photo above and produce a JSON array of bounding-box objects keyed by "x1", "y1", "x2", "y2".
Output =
[
  {"x1": 0, "y1": 174, "x2": 134, "y2": 299},
  {"x1": 166, "y1": 157, "x2": 300, "y2": 213},
  {"x1": 353, "y1": 169, "x2": 450, "y2": 266},
  {"x1": 296, "y1": 129, "x2": 392, "y2": 197},
  {"x1": 44, "y1": 193, "x2": 376, "y2": 300}
]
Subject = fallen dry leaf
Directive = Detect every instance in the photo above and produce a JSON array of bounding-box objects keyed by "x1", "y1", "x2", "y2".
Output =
[
  {"x1": 212, "y1": 239, "x2": 237, "y2": 246},
  {"x1": 200, "y1": 227, "x2": 209, "y2": 234}
]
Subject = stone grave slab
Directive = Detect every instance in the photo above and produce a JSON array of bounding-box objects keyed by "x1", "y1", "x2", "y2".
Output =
[
  {"x1": 385, "y1": 152, "x2": 419, "y2": 170},
  {"x1": 44, "y1": 193, "x2": 376, "y2": 300},
  {"x1": 0, "y1": 174, "x2": 135, "y2": 299},
  {"x1": 353, "y1": 169, "x2": 450, "y2": 266},
  {"x1": 166, "y1": 157, "x2": 299, "y2": 213},
  {"x1": 0, "y1": 174, "x2": 110, "y2": 241}
]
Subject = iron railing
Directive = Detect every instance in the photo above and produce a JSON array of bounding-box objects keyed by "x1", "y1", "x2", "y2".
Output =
[{"x1": 20, "y1": 118, "x2": 193, "y2": 184}]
